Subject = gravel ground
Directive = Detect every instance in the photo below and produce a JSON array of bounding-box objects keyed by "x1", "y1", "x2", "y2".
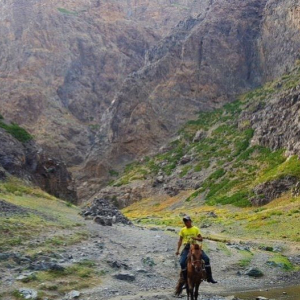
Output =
[
  {"x1": 1, "y1": 219, "x2": 299, "y2": 299},
  {"x1": 73, "y1": 222, "x2": 300, "y2": 299}
]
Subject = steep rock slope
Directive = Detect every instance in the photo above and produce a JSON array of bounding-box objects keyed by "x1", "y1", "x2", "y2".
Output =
[
  {"x1": 0, "y1": 0, "x2": 208, "y2": 167},
  {"x1": 79, "y1": 0, "x2": 300, "y2": 198},
  {"x1": 0, "y1": 118, "x2": 77, "y2": 202}
]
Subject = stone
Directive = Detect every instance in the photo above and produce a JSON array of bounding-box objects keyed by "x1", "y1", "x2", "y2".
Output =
[
  {"x1": 256, "y1": 297, "x2": 268, "y2": 300},
  {"x1": 180, "y1": 156, "x2": 192, "y2": 165},
  {"x1": 94, "y1": 216, "x2": 113, "y2": 226},
  {"x1": 18, "y1": 288, "x2": 38, "y2": 300},
  {"x1": 113, "y1": 272, "x2": 135, "y2": 282},
  {"x1": 245, "y1": 268, "x2": 264, "y2": 277},
  {"x1": 193, "y1": 130, "x2": 206, "y2": 143},
  {"x1": 66, "y1": 291, "x2": 81, "y2": 299}
]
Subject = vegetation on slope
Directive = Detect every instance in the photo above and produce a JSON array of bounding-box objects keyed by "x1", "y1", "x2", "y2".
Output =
[
  {"x1": 114, "y1": 65, "x2": 300, "y2": 242},
  {"x1": 0, "y1": 177, "x2": 104, "y2": 299},
  {"x1": 0, "y1": 117, "x2": 32, "y2": 143},
  {"x1": 112, "y1": 84, "x2": 300, "y2": 207}
]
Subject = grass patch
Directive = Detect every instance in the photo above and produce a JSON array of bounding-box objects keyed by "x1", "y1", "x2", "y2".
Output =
[
  {"x1": 217, "y1": 242, "x2": 232, "y2": 256},
  {"x1": 266, "y1": 254, "x2": 294, "y2": 271},
  {"x1": 0, "y1": 121, "x2": 32, "y2": 142},
  {"x1": 21, "y1": 260, "x2": 103, "y2": 295},
  {"x1": 0, "y1": 178, "x2": 84, "y2": 252},
  {"x1": 57, "y1": 8, "x2": 78, "y2": 15},
  {"x1": 238, "y1": 250, "x2": 253, "y2": 267}
]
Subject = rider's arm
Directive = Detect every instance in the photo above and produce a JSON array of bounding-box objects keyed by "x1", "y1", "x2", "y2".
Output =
[
  {"x1": 192, "y1": 234, "x2": 203, "y2": 242},
  {"x1": 176, "y1": 236, "x2": 183, "y2": 255}
]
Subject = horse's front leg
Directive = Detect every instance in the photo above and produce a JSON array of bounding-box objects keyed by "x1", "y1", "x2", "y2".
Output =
[
  {"x1": 188, "y1": 282, "x2": 194, "y2": 300},
  {"x1": 187, "y1": 279, "x2": 192, "y2": 300},
  {"x1": 186, "y1": 286, "x2": 190, "y2": 300},
  {"x1": 194, "y1": 282, "x2": 200, "y2": 300}
]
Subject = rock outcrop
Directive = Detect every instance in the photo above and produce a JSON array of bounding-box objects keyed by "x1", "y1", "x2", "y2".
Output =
[{"x1": 0, "y1": 127, "x2": 77, "y2": 202}]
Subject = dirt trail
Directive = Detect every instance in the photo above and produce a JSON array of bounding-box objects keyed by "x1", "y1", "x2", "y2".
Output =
[{"x1": 75, "y1": 221, "x2": 300, "y2": 299}]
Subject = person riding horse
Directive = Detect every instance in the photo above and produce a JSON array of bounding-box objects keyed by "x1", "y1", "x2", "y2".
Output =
[{"x1": 176, "y1": 216, "x2": 217, "y2": 284}]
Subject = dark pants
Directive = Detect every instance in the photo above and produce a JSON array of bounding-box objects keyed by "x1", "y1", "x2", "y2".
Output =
[{"x1": 179, "y1": 245, "x2": 210, "y2": 270}]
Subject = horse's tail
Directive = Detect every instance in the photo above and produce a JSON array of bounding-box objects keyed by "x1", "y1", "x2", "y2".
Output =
[{"x1": 175, "y1": 272, "x2": 185, "y2": 296}]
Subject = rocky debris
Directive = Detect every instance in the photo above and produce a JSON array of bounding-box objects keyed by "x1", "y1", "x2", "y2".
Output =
[
  {"x1": 82, "y1": 198, "x2": 132, "y2": 225},
  {"x1": 256, "y1": 297, "x2": 268, "y2": 300},
  {"x1": 0, "y1": 200, "x2": 29, "y2": 216},
  {"x1": 245, "y1": 268, "x2": 264, "y2": 278},
  {"x1": 18, "y1": 288, "x2": 38, "y2": 300},
  {"x1": 107, "y1": 260, "x2": 130, "y2": 270},
  {"x1": 251, "y1": 177, "x2": 297, "y2": 206},
  {"x1": 29, "y1": 262, "x2": 65, "y2": 272},
  {"x1": 207, "y1": 211, "x2": 218, "y2": 218}
]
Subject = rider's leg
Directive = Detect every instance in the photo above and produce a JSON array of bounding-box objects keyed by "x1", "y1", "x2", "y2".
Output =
[
  {"x1": 202, "y1": 250, "x2": 217, "y2": 284},
  {"x1": 179, "y1": 248, "x2": 189, "y2": 280}
]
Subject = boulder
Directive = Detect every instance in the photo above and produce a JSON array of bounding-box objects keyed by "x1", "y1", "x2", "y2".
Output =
[
  {"x1": 113, "y1": 272, "x2": 135, "y2": 281},
  {"x1": 193, "y1": 130, "x2": 206, "y2": 143},
  {"x1": 18, "y1": 288, "x2": 38, "y2": 300},
  {"x1": 66, "y1": 291, "x2": 81, "y2": 299},
  {"x1": 180, "y1": 155, "x2": 192, "y2": 165},
  {"x1": 94, "y1": 216, "x2": 113, "y2": 226},
  {"x1": 245, "y1": 268, "x2": 264, "y2": 277}
]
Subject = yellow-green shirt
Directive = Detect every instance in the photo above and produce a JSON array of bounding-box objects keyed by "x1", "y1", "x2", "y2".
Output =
[{"x1": 179, "y1": 226, "x2": 201, "y2": 245}]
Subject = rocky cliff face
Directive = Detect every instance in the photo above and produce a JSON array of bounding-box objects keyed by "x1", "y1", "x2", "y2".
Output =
[
  {"x1": 259, "y1": 0, "x2": 300, "y2": 80},
  {"x1": 1, "y1": 0, "x2": 300, "y2": 201},
  {"x1": 0, "y1": 125, "x2": 77, "y2": 202},
  {"x1": 0, "y1": 0, "x2": 207, "y2": 166}
]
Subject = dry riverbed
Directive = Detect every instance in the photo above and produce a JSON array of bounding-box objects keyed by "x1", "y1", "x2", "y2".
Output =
[{"x1": 1, "y1": 218, "x2": 299, "y2": 300}]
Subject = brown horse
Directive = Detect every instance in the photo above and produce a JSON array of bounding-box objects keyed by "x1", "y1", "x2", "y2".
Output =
[{"x1": 186, "y1": 244, "x2": 206, "y2": 300}]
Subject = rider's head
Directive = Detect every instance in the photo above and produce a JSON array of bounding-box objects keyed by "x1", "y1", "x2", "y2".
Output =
[{"x1": 183, "y1": 215, "x2": 192, "y2": 227}]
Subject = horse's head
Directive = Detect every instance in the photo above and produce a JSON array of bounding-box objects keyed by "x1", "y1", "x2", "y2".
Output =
[{"x1": 190, "y1": 244, "x2": 202, "y2": 273}]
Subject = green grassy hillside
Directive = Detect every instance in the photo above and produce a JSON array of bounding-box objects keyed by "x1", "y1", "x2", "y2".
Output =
[{"x1": 108, "y1": 65, "x2": 300, "y2": 242}]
